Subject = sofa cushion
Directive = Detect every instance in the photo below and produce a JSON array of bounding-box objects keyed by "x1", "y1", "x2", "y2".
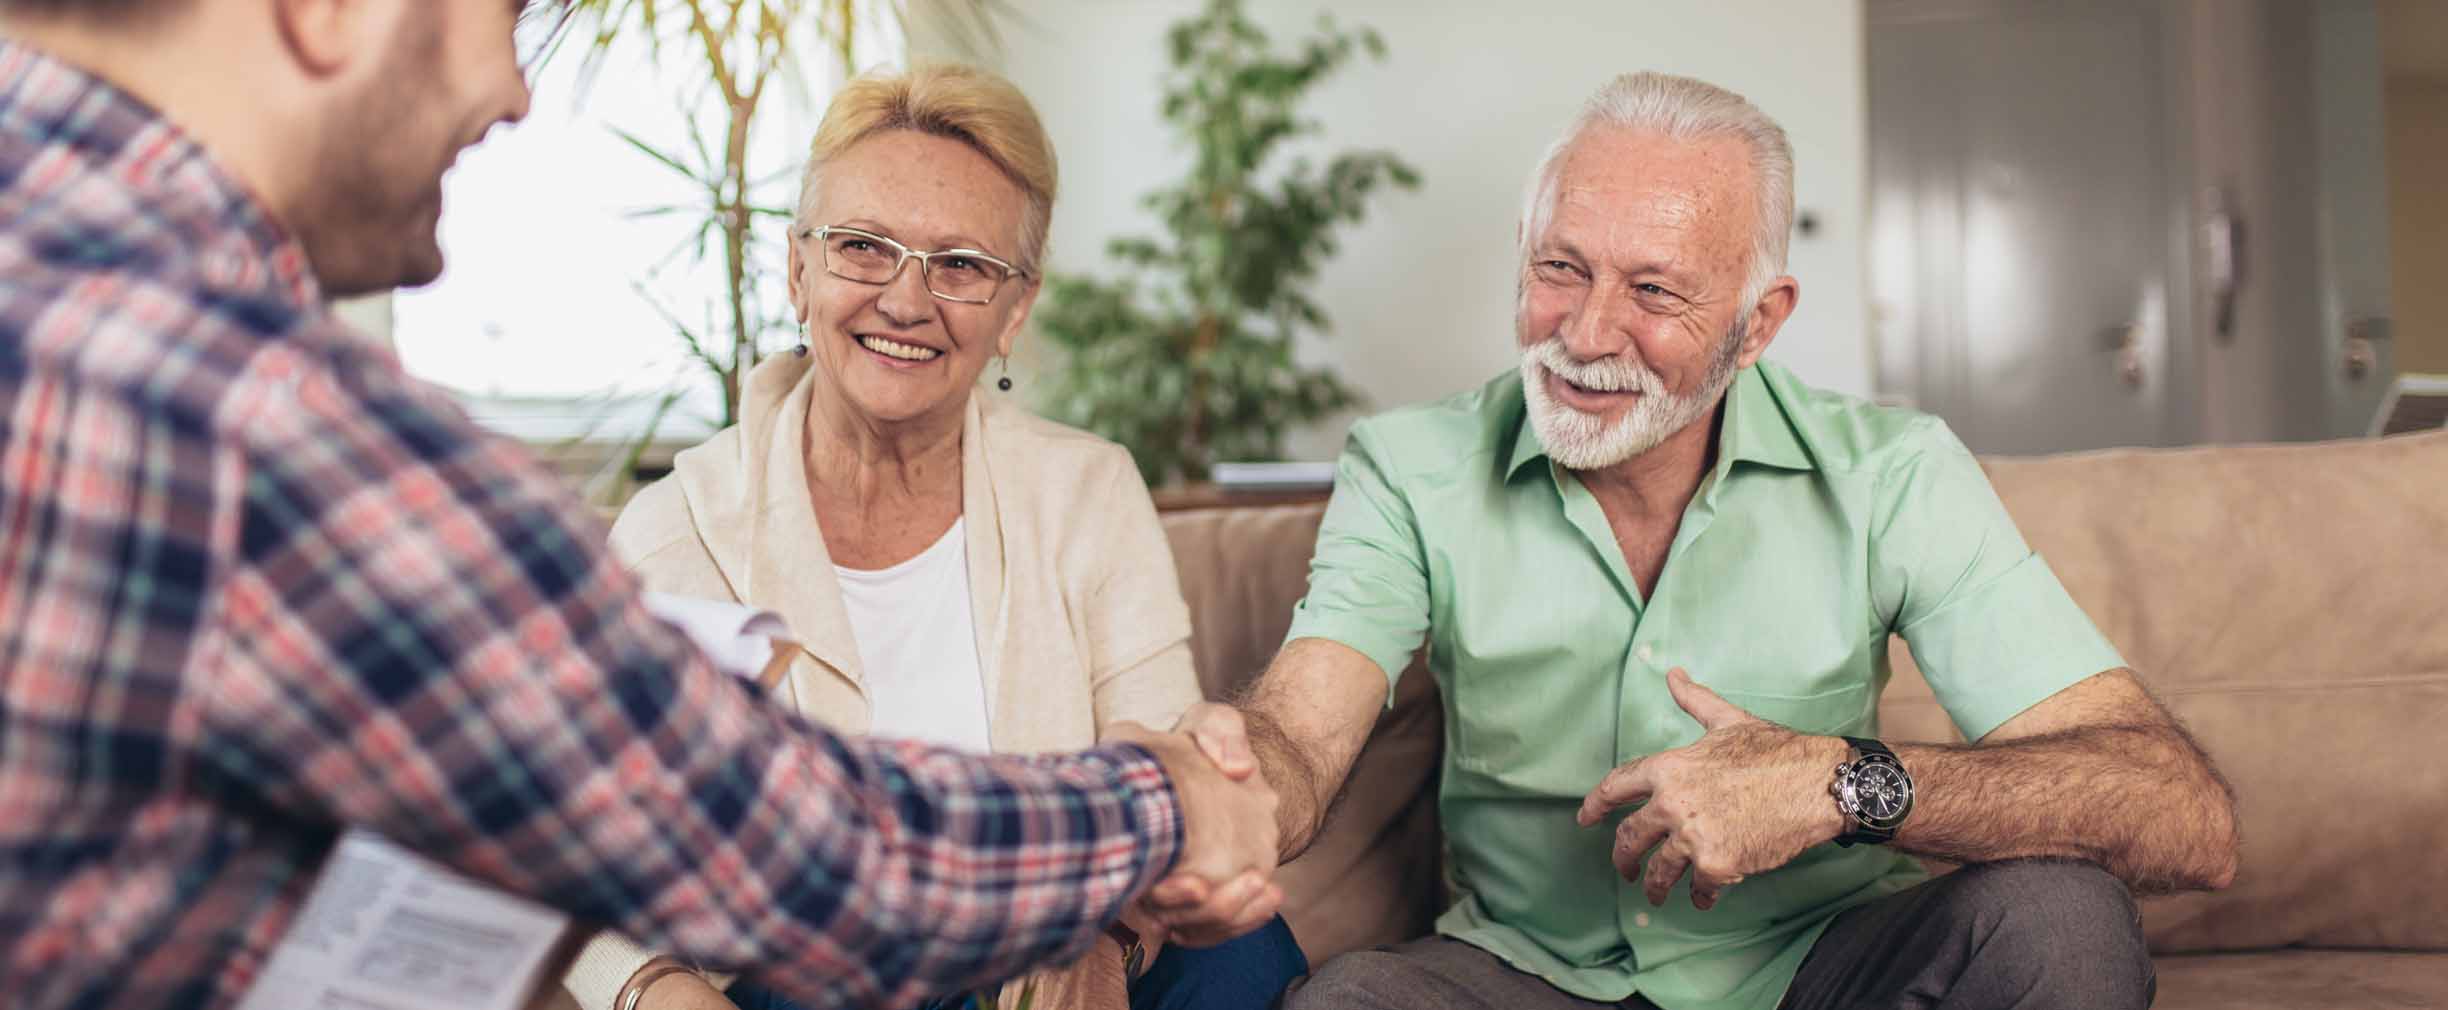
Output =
[
  {"x1": 1158, "y1": 503, "x2": 1329, "y2": 703},
  {"x1": 1882, "y1": 430, "x2": 2448, "y2": 952},
  {"x1": 2150, "y1": 950, "x2": 2448, "y2": 1010}
]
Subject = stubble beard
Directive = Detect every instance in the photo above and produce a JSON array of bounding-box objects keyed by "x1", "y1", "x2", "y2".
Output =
[{"x1": 291, "y1": 17, "x2": 454, "y2": 297}]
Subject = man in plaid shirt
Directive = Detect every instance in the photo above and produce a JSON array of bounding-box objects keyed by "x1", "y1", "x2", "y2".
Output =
[{"x1": 0, "y1": 2, "x2": 1285, "y2": 1008}]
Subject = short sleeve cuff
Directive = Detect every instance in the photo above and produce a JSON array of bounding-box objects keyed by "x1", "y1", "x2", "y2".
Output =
[
  {"x1": 1901, "y1": 553, "x2": 2128, "y2": 740},
  {"x1": 1284, "y1": 598, "x2": 1419, "y2": 707}
]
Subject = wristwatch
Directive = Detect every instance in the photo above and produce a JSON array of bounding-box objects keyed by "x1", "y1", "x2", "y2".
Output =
[{"x1": 1830, "y1": 736, "x2": 1914, "y2": 846}]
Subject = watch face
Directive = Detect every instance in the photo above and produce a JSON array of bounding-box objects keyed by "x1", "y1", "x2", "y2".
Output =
[
  {"x1": 1860, "y1": 758, "x2": 1919, "y2": 821},
  {"x1": 1854, "y1": 761, "x2": 1912, "y2": 823}
]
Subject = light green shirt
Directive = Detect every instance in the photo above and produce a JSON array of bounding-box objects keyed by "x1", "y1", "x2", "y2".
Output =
[{"x1": 1285, "y1": 361, "x2": 2125, "y2": 1010}]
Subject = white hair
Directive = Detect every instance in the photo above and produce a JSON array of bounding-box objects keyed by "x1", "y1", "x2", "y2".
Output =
[{"x1": 1519, "y1": 71, "x2": 1796, "y2": 309}]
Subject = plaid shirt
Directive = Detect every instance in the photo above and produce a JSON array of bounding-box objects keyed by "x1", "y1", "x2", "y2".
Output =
[{"x1": 0, "y1": 40, "x2": 1181, "y2": 1010}]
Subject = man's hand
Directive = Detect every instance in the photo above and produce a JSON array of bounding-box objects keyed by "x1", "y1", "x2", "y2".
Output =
[
  {"x1": 1122, "y1": 639, "x2": 1394, "y2": 946},
  {"x1": 1576, "y1": 668, "x2": 1849, "y2": 910},
  {"x1": 1174, "y1": 701, "x2": 1260, "y2": 780},
  {"x1": 1104, "y1": 716, "x2": 1283, "y2": 947}
]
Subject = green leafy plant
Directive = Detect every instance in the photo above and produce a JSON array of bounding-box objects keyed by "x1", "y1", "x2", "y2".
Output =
[{"x1": 1033, "y1": 0, "x2": 1419, "y2": 486}]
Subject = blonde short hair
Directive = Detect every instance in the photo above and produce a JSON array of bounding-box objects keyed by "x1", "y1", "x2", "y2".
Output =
[{"x1": 793, "y1": 63, "x2": 1058, "y2": 272}]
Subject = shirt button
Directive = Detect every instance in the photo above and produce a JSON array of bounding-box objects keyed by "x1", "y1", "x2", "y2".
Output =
[
  {"x1": 1634, "y1": 912, "x2": 1653, "y2": 928},
  {"x1": 1635, "y1": 645, "x2": 1655, "y2": 664}
]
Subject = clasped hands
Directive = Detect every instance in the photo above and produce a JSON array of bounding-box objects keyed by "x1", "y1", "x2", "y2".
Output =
[
  {"x1": 1103, "y1": 702, "x2": 1285, "y2": 951},
  {"x1": 1575, "y1": 667, "x2": 1852, "y2": 910}
]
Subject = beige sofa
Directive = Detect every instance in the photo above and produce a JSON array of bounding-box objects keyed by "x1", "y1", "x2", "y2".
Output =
[{"x1": 1159, "y1": 430, "x2": 2448, "y2": 1010}]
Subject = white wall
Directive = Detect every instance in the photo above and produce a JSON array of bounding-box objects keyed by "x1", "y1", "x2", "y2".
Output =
[{"x1": 956, "y1": 0, "x2": 1868, "y2": 460}]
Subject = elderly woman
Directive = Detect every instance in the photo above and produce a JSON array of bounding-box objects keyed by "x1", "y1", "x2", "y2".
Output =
[{"x1": 556, "y1": 64, "x2": 1305, "y2": 1010}]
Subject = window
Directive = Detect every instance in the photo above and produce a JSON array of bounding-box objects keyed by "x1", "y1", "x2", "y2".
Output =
[{"x1": 393, "y1": 16, "x2": 905, "y2": 469}]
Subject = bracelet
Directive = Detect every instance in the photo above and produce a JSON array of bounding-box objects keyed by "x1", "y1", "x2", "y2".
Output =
[
  {"x1": 1107, "y1": 922, "x2": 1147, "y2": 978},
  {"x1": 615, "y1": 957, "x2": 696, "y2": 1010}
]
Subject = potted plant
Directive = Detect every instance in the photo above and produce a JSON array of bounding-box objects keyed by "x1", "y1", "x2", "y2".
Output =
[{"x1": 1033, "y1": 0, "x2": 1419, "y2": 487}]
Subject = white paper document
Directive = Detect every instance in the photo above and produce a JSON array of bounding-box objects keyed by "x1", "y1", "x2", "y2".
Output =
[
  {"x1": 233, "y1": 829, "x2": 571, "y2": 1010},
  {"x1": 641, "y1": 591, "x2": 794, "y2": 685},
  {"x1": 236, "y1": 595, "x2": 792, "y2": 1010}
]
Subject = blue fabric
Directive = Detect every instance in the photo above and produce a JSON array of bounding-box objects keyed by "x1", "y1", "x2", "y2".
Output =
[
  {"x1": 723, "y1": 979, "x2": 808, "y2": 1010},
  {"x1": 1131, "y1": 917, "x2": 1307, "y2": 1010},
  {"x1": 726, "y1": 980, "x2": 972, "y2": 1010},
  {"x1": 727, "y1": 916, "x2": 1305, "y2": 1010}
]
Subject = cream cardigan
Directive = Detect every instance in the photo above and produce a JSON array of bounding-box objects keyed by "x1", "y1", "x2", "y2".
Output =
[{"x1": 561, "y1": 353, "x2": 1203, "y2": 1010}]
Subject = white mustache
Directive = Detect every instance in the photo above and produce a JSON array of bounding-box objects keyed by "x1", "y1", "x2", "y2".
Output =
[{"x1": 1528, "y1": 337, "x2": 1664, "y2": 397}]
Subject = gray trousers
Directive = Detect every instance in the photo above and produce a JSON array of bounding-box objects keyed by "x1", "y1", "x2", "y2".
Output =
[{"x1": 1284, "y1": 859, "x2": 2155, "y2": 1010}]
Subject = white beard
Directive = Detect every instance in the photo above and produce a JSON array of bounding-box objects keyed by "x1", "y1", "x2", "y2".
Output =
[{"x1": 1518, "y1": 332, "x2": 1743, "y2": 471}]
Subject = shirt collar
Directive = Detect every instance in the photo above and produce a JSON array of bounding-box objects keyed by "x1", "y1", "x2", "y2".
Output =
[
  {"x1": 1715, "y1": 363, "x2": 1815, "y2": 472},
  {"x1": 1504, "y1": 363, "x2": 1816, "y2": 481}
]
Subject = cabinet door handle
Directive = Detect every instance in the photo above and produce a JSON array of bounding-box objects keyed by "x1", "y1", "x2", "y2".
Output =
[
  {"x1": 2342, "y1": 316, "x2": 2391, "y2": 381},
  {"x1": 2204, "y1": 189, "x2": 2244, "y2": 342},
  {"x1": 2101, "y1": 323, "x2": 2145, "y2": 388}
]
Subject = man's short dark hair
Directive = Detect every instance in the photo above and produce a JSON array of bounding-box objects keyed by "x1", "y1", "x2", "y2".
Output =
[{"x1": 0, "y1": 0, "x2": 190, "y2": 19}]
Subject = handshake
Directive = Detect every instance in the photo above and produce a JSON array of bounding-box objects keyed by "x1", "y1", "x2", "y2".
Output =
[{"x1": 1105, "y1": 703, "x2": 1287, "y2": 950}]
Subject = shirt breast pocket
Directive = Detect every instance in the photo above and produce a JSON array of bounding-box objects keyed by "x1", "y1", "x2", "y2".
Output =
[
  {"x1": 1702, "y1": 677, "x2": 1878, "y2": 737},
  {"x1": 1436, "y1": 644, "x2": 1620, "y2": 796},
  {"x1": 1667, "y1": 606, "x2": 1886, "y2": 738}
]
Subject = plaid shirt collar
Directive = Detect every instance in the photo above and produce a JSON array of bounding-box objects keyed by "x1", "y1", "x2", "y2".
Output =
[{"x1": 0, "y1": 37, "x2": 322, "y2": 314}]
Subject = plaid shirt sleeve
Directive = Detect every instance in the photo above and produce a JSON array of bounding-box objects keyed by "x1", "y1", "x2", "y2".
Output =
[{"x1": 189, "y1": 326, "x2": 1182, "y2": 1008}]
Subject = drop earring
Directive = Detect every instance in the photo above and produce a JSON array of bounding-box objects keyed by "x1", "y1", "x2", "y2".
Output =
[
  {"x1": 996, "y1": 357, "x2": 1014, "y2": 392},
  {"x1": 794, "y1": 321, "x2": 808, "y2": 356}
]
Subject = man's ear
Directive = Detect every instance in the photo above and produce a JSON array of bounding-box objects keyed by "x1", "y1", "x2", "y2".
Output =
[
  {"x1": 271, "y1": 0, "x2": 373, "y2": 78},
  {"x1": 1733, "y1": 276, "x2": 1800, "y2": 370}
]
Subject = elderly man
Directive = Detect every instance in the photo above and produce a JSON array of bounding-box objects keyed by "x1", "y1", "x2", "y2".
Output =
[
  {"x1": 0, "y1": 2, "x2": 1279, "y2": 1009},
  {"x1": 1159, "y1": 72, "x2": 2239, "y2": 1010}
]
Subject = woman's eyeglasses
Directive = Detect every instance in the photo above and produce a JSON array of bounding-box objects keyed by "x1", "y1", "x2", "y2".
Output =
[{"x1": 803, "y1": 225, "x2": 1028, "y2": 305}]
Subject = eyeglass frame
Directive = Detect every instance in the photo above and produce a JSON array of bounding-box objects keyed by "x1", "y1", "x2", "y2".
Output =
[{"x1": 797, "y1": 225, "x2": 1032, "y2": 305}]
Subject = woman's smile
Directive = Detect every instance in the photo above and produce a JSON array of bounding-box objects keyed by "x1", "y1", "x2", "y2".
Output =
[{"x1": 854, "y1": 332, "x2": 945, "y2": 366}]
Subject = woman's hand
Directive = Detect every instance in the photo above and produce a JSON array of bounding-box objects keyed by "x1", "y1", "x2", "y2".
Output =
[
  {"x1": 1116, "y1": 904, "x2": 1168, "y2": 979},
  {"x1": 630, "y1": 966, "x2": 739, "y2": 1010}
]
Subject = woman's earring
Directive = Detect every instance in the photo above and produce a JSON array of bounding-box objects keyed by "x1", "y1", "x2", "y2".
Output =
[
  {"x1": 794, "y1": 321, "x2": 808, "y2": 356},
  {"x1": 997, "y1": 357, "x2": 1014, "y2": 392}
]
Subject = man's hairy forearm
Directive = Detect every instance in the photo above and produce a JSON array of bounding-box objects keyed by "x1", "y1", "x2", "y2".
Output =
[
  {"x1": 1237, "y1": 706, "x2": 1335, "y2": 862},
  {"x1": 1891, "y1": 720, "x2": 2239, "y2": 894},
  {"x1": 1228, "y1": 639, "x2": 1390, "y2": 864}
]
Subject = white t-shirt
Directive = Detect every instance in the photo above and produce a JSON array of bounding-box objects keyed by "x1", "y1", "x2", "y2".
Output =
[{"x1": 832, "y1": 517, "x2": 993, "y2": 753}]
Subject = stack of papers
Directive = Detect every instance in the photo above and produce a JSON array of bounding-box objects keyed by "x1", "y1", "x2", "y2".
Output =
[
  {"x1": 1210, "y1": 461, "x2": 1337, "y2": 491},
  {"x1": 2371, "y1": 373, "x2": 2448, "y2": 437}
]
